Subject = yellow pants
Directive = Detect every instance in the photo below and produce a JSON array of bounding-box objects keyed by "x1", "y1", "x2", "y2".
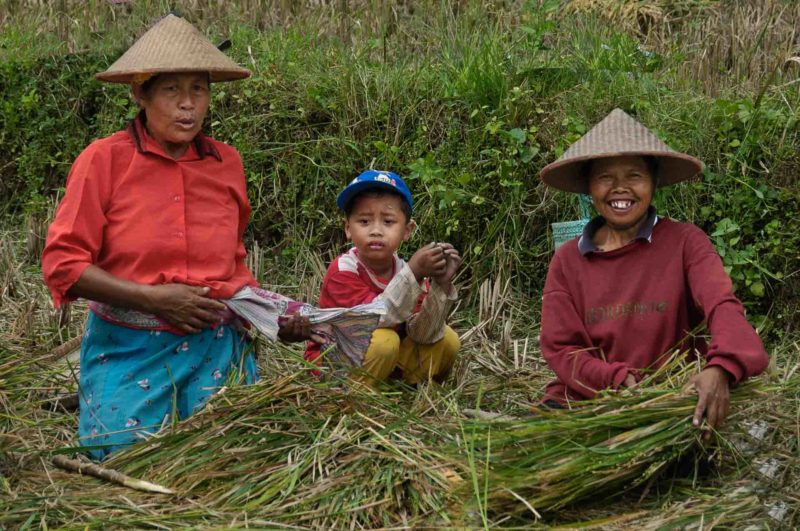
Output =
[{"x1": 357, "y1": 326, "x2": 460, "y2": 386}]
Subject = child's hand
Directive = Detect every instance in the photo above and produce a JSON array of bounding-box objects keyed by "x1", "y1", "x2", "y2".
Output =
[
  {"x1": 407, "y1": 243, "x2": 448, "y2": 282},
  {"x1": 432, "y1": 243, "x2": 462, "y2": 287}
]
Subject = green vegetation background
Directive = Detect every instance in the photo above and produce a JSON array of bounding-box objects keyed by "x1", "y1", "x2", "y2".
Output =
[{"x1": 1, "y1": 0, "x2": 798, "y2": 343}]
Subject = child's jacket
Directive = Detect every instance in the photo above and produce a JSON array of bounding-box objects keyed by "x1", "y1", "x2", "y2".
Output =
[{"x1": 304, "y1": 247, "x2": 457, "y2": 363}]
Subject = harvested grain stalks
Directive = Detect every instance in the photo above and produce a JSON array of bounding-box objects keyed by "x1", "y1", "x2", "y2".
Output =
[
  {"x1": 448, "y1": 357, "x2": 796, "y2": 526},
  {"x1": 2, "y1": 355, "x2": 797, "y2": 529}
]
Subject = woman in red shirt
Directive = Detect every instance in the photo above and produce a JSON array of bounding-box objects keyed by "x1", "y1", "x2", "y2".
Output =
[
  {"x1": 538, "y1": 109, "x2": 768, "y2": 434},
  {"x1": 42, "y1": 14, "x2": 310, "y2": 459}
]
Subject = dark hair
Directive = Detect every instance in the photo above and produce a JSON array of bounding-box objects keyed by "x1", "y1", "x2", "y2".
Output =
[
  {"x1": 138, "y1": 74, "x2": 162, "y2": 96},
  {"x1": 137, "y1": 72, "x2": 211, "y2": 97},
  {"x1": 583, "y1": 155, "x2": 660, "y2": 185},
  {"x1": 642, "y1": 156, "x2": 659, "y2": 181},
  {"x1": 343, "y1": 189, "x2": 412, "y2": 221}
]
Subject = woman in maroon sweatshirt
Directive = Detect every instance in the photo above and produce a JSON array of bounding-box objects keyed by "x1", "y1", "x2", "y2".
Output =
[{"x1": 538, "y1": 109, "x2": 768, "y2": 433}]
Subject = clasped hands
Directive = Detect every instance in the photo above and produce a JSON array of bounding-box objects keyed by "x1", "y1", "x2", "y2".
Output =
[
  {"x1": 142, "y1": 283, "x2": 324, "y2": 342},
  {"x1": 407, "y1": 242, "x2": 462, "y2": 290}
]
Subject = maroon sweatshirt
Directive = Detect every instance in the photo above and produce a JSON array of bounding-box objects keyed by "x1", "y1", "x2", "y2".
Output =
[{"x1": 541, "y1": 212, "x2": 768, "y2": 403}]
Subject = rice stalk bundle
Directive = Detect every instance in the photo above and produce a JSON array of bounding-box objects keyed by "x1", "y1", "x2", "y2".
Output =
[
  {"x1": 627, "y1": 484, "x2": 766, "y2": 529},
  {"x1": 2, "y1": 344, "x2": 797, "y2": 529},
  {"x1": 547, "y1": 481, "x2": 763, "y2": 530},
  {"x1": 2, "y1": 373, "x2": 463, "y2": 529},
  {"x1": 450, "y1": 358, "x2": 785, "y2": 525},
  {"x1": 599, "y1": 370, "x2": 800, "y2": 530},
  {"x1": 1, "y1": 347, "x2": 80, "y2": 456}
]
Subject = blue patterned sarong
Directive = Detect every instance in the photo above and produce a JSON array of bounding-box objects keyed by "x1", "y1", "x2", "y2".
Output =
[{"x1": 78, "y1": 311, "x2": 258, "y2": 460}]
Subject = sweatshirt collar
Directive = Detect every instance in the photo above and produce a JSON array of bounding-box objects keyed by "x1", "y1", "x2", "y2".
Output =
[
  {"x1": 126, "y1": 110, "x2": 222, "y2": 162},
  {"x1": 578, "y1": 206, "x2": 659, "y2": 255}
]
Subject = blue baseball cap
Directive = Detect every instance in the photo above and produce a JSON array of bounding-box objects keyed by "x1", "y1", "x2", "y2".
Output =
[{"x1": 336, "y1": 170, "x2": 413, "y2": 212}]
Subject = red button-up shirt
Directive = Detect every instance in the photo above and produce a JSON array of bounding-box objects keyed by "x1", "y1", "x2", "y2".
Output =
[{"x1": 42, "y1": 114, "x2": 257, "y2": 308}]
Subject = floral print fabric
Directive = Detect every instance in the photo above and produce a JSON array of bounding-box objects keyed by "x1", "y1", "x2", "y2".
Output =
[{"x1": 78, "y1": 311, "x2": 257, "y2": 460}]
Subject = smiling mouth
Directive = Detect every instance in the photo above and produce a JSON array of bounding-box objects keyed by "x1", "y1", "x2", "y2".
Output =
[{"x1": 609, "y1": 199, "x2": 635, "y2": 212}]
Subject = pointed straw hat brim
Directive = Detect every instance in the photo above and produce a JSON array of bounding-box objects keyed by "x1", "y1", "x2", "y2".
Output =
[
  {"x1": 96, "y1": 14, "x2": 250, "y2": 84},
  {"x1": 539, "y1": 109, "x2": 703, "y2": 194}
]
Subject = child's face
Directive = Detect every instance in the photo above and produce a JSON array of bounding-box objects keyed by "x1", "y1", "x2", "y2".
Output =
[{"x1": 345, "y1": 193, "x2": 413, "y2": 275}]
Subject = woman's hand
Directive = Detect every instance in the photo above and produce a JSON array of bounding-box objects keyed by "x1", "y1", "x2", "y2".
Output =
[
  {"x1": 143, "y1": 284, "x2": 227, "y2": 334},
  {"x1": 688, "y1": 366, "x2": 732, "y2": 439},
  {"x1": 622, "y1": 373, "x2": 637, "y2": 388},
  {"x1": 278, "y1": 313, "x2": 328, "y2": 344},
  {"x1": 69, "y1": 266, "x2": 226, "y2": 334}
]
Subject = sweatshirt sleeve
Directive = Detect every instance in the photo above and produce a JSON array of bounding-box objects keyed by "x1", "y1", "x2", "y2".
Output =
[
  {"x1": 683, "y1": 226, "x2": 769, "y2": 383},
  {"x1": 540, "y1": 250, "x2": 635, "y2": 399},
  {"x1": 41, "y1": 144, "x2": 112, "y2": 308},
  {"x1": 406, "y1": 279, "x2": 457, "y2": 344}
]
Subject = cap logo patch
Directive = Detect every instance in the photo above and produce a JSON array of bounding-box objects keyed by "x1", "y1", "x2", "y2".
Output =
[{"x1": 375, "y1": 174, "x2": 393, "y2": 185}]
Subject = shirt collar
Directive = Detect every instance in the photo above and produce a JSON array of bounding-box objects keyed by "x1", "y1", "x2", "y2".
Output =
[
  {"x1": 578, "y1": 206, "x2": 659, "y2": 256},
  {"x1": 350, "y1": 247, "x2": 401, "y2": 289},
  {"x1": 126, "y1": 110, "x2": 222, "y2": 162}
]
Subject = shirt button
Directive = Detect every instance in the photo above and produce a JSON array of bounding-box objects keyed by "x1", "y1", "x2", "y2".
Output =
[
  {"x1": 176, "y1": 231, "x2": 184, "y2": 238},
  {"x1": 173, "y1": 195, "x2": 181, "y2": 202}
]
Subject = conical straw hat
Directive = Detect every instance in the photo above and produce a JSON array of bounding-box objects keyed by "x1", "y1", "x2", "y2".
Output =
[
  {"x1": 96, "y1": 14, "x2": 250, "y2": 84},
  {"x1": 539, "y1": 109, "x2": 703, "y2": 193}
]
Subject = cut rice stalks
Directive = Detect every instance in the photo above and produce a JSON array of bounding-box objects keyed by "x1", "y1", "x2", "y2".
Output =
[
  {"x1": 2, "y1": 374, "x2": 464, "y2": 529},
  {"x1": 2, "y1": 350, "x2": 797, "y2": 529},
  {"x1": 448, "y1": 355, "x2": 797, "y2": 527}
]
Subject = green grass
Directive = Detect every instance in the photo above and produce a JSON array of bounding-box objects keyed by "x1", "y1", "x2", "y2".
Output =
[{"x1": 1, "y1": 0, "x2": 798, "y2": 333}]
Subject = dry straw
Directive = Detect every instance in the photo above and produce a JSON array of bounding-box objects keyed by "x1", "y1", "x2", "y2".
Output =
[
  {"x1": 2, "y1": 352, "x2": 797, "y2": 528},
  {"x1": 1, "y1": 227, "x2": 797, "y2": 528}
]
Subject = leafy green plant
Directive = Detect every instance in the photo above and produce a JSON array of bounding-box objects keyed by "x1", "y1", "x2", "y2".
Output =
[{"x1": 0, "y1": 0, "x2": 797, "y2": 332}]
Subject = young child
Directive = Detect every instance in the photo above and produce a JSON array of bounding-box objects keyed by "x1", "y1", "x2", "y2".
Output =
[{"x1": 305, "y1": 170, "x2": 461, "y2": 385}]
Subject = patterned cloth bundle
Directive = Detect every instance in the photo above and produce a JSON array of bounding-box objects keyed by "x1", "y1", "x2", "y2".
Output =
[
  {"x1": 91, "y1": 286, "x2": 385, "y2": 370},
  {"x1": 223, "y1": 286, "x2": 385, "y2": 368}
]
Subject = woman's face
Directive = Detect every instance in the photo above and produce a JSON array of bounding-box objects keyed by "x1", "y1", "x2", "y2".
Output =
[
  {"x1": 132, "y1": 72, "x2": 210, "y2": 154},
  {"x1": 588, "y1": 155, "x2": 655, "y2": 231}
]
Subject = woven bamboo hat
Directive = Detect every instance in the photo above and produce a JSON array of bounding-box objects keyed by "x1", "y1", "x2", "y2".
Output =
[
  {"x1": 96, "y1": 14, "x2": 250, "y2": 84},
  {"x1": 539, "y1": 109, "x2": 703, "y2": 193}
]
